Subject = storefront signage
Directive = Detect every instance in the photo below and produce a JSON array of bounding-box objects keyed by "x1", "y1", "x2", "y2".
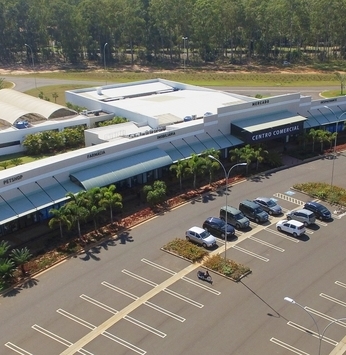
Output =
[
  {"x1": 157, "y1": 131, "x2": 175, "y2": 139},
  {"x1": 3, "y1": 174, "x2": 23, "y2": 185},
  {"x1": 252, "y1": 99, "x2": 269, "y2": 106},
  {"x1": 251, "y1": 125, "x2": 300, "y2": 141},
  {"x1": 87, "y1": 150, "x2": 105, "y2": 158},
  {"x1": 320, "y1": 98, "x2": 337, "y2": 104}
]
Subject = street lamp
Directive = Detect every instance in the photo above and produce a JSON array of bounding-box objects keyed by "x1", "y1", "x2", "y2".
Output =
[
  {"x1": 24, "y1": 43, "x2": 36, "y2": 89},
  {"x1": 208, "y1": 155, "x2": 246, "y2": 259},
  {"x1": 322, "y1": 106, "x2": 346, "y2": 188},
  {"x1": 284, "y1": 297, "x2": 322, "y2": 354},
  {"x1": 182, "y1": 37, "x2": 188, "y2": 70},
  {"x1": 103, "y1": 42, "x2": 108, "y2": 85}
]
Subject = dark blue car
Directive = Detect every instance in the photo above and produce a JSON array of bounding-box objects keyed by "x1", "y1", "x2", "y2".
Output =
[
  {"x1": 304, "y1": 201, "x2": 332, "y2": 221},
  {"x1": 202, "y1": 217, "x2": 235, "y2": 240}
]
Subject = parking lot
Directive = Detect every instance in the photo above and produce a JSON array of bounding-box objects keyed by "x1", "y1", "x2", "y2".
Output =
[{"x1": 1, "y1": 156, "x2": 346, "y2": 355}]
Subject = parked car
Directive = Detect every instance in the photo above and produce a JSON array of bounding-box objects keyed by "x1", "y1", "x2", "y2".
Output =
[
  {"x1": 286, "y1": 208, "x2": 316, "y2": 226},
  {"x1": 202, "y1": 217, "x2": 235, "y2": 240},
  {"x1": 304, "y1": 201, "x2": 332, "y2": 221},
  {"x1": 185, "y1": 226, "x2": 217, "y2": 248},
  {"x1": 219, "y1": 206, "x2": 250, "y2": 229},
  {"x1": 239, "y1": 199, "x2": 269, "y2": 223},
  {"x1": 253, "y1": 197, "x2": 282, "y2": 215},
  {"x1": 276, "y1": 220, "x2": 306, "y2": 237}
]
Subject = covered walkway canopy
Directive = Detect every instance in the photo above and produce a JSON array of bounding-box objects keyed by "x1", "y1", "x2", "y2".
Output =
[
  {"x1": 70, "y1": 148, "x2": 173, "y2": 190},
  {"x1": 0, "y1": 89, "x2": 76, "y2": 128}
]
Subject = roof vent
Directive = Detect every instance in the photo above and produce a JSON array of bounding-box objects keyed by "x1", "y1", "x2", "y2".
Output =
[{"x1": 96, "y1": 87, "x2": 103, "y2": 95}]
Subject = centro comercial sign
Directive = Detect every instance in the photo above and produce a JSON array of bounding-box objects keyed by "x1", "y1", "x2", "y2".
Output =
[{"x1": 251, "y1": 125, "x2": 301, "y2": 141}]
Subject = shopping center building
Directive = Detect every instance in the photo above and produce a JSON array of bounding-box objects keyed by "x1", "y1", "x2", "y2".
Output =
[{"x1": 0, "y1": 79, "x2": 345, "y2": 239}]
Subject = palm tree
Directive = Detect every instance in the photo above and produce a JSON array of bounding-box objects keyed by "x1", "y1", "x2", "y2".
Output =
[
  {"x1": 186, "y1": 154, "x2": 205, "y2": 189},
  {"x1": 229, "y1": 147, "x2": 242, "y2": 164},
  {"x1": 0, "y1": 240, "x2": 10, "y2": 258},
  {"x1": 239, "y1": 145, "x2": 255, "y2": 174},
  {"x1": 48, "y1": 206, "x2": 72, "y2": 239},
  {"x1": 169, "y1": 159, "x2": 187, "y2": 191},
  {"x1": 253, "y1": 146, "x2": 268, "y2": 171},
  {"x1": 99, "y1": 185, "x2": 123, "y2": 223},
  {"x1": 316, "y1": 130, "x2": 330, "y2": 153},
  {"x1": 64, "y1": 202, "x2": 89, "y2": 240},
  {"x1": 308, "y1": 128, "x2": 319, "y2": 152},
  {"x1": 11, "y1": 247, "x2": 32, "y2": 277}
]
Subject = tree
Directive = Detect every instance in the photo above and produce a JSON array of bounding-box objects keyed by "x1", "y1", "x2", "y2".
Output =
[
  {"x1": 308, "y1": 128, "x2": 319, "y2": 152},
  {"x1": 99, "y1": 185, "x2": 123, "y2": 224},
  {"x1": 52, "y1": 92, "x2": 59, "y2": 103},
  {"x1": 334, "y1": 72, "x2": 346, "y2": 95},
  {"x1": 0, "y1": 240, "x2": 10, "y2": 258},
  {"x1": 48, "y1": 205, "x2": 72, "y2": 239},
  {"x1": 239, "y1": 145, "x2": 255, "y2": 174},
  {"x1": 143, "y1": 180, "x2": 167, "y2": 206},
  {"x1": 10, "y1": 158, "x2": 23, "y2": 166},
  {"x1": 201, "y1": 148, "x2": 221, "y2": 185},
  {"x1": 169, "y1": 159, "x2": 187, "y2": 191},
  {"x1": 64, "y1": 201, "x2": 89, "y2": 240},
  {"x1": 253, "y1": 146, "x2": 268, "y2": 171},
  {"x1": 11, "y1": 247, "x2": 32, "y2": 277},
  {"x1": 316, "y1": 130, "x2": 331, "y2": 153},
  {"x1": 185, "y1": 154, "x2": 205, "y2": 189}
]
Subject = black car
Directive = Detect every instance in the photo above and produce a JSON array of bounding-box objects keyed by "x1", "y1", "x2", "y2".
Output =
[
  {"x1": 202, "y1": 217, "x2": 235, "y2": 240},
  {"x1": 303, "y1": 201, "x2": 332, "y2": 221}
]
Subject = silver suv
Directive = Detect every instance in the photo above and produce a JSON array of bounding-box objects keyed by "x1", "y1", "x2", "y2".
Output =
[
  {"x1": 185, "y1": 226, "x2": 217, "y2": 248},
  {"x1": 286, "y1": 208, "x2": 316, "y2": 226}
]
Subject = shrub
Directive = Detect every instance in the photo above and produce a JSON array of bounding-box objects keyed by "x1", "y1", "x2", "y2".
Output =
[
  {"x1": 162, "y1": 239, "x2": 208, "y2": 262},
  {"x1": 203, "y1": 254, "x2": 251, "y2": 281}
]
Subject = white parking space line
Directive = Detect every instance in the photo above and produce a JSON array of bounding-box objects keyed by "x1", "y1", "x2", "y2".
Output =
[
  {"x1": 273, "y1": 193, "x2": 305, "y2": 206},
  {"x1": 266, "y1": 228, "x2": 300, "y2": 243},
  {"x1": 248, "y1": 236, "x2": 285, "y2": 252},
  {"x1": 181, "y1": 277, "x2": 221, "y2": 295},
  {"x1": 287, "y1": 321, "x2": 337, "y2": 346},
  {"x1": 141, "y1": 259, "x2": 176, "y2": 275},
  {"x1": 270, "y1": 337, "x2": 309, "y2": 355},
  {"x1": 80, "y1": 294, "x2": 118, "y2": 314},
  {"x1": 4, "y1": 342, "x2": 33, "y2": 355},
  {"x1": 102, "y1": 331, "x2": 146, "y2": 355},
  {"x1": 320, "y1": 293, "x2": 346, "y2": 308},
  {"x1": 144, "y1": 301, "x2": 185, "y2": 322},
  {"x1": 232, "y1": 245, "x2": 269, "y2": 262},
  {"x1": 57, "y1": 309, "x2": 96, "y2": 330},
  {"x1": 335, "y1": 281, "x2": 346, "y2": 289},
  {"x1": 305, "y1": 307, "x2": 346, "y2": 328},
  {"x1": 314, "y1": 220, "x2": 327, "y2": 227},
  {"x1": 101, "y1": 281, "x2": 185, "y2": 322},
  {"x1": 305, "y1": 229, "x2": 314, "y2": 235},
  {"x1": 32, "y1": 325, "x2": 94, "y2": 355},
  {"x1": 102, "y1": 282, "x2": 138, "y2": 300},
  {"x1": 124, "y1": 316, "x2": 166, "y2": 338},
  {"x1": 122, "y1": 269, "x2": 158, "y2": 287},
  {"x1": 163, "y1": 288, "x2": 204, "y2": 308}
]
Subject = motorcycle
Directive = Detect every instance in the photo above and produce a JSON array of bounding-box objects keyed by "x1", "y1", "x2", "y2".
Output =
[{"x1": 197, "y1": 270, "x2": 213, "y2": 284}]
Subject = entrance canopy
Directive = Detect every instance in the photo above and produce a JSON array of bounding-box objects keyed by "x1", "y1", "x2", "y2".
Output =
[
  {"x1": 70, "y1": 148, "x2": 173, "y2": 190},
  {"x1": 231, "y1": 111, "x2": 307, "y2": 143}
]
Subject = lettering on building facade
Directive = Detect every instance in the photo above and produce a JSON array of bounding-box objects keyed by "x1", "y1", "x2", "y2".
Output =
[
  {"x1": 251, "y1": 125, "x2": 300, "y2": 141},
  {"x1": 252, "y1": 99, "x2": 269, "y2": 106},
  {"x1": 320, "y1": 98, "x2": 337, "y2": 104},
  {"x1": 157, "y1": 131, "x2": 176, "y2": 139},
  {"x1": 87, "y1": 150, "x2": 105, "y2": 159},
  {"x1": 3, "y1": 174, "x2": 23, "y2": 185}
]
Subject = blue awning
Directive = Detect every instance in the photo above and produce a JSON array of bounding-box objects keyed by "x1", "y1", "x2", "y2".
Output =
[{"x1": 70, "y1": 148, "x2": 173, "y2": 190}]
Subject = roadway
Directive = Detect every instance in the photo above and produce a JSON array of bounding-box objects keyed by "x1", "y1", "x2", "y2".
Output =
[
  {"x1": 1, "y1": 74, "x2": 338, "y2": 99},
  {"x1": 1, "y1": 155, "x2": 346, "y2": 355}
]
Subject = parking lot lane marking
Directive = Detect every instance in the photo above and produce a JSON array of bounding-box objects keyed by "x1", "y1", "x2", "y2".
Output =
[
  {"x1": 320, "y1": 293, "x2": 346, "y2": 308},
  {"x1": 102, "y1": 331, "x2": 146, "y2": 355},
  {"x1": 163, "y1": 288, "x2": 204, "y2": 308},
  {"x1": 335, "y1": 281, "x2": 346, "y2": 289},
  {"x1": 101, "y1": 282, "x2": 139, "y2": 300},
  {"x1": 288, "y1": 321, "x2": 337, "y2": 346},
  {"x1": 315, "y1": 220, "x2": 327, "y2": 227},
  {"x1": 249, "y1": 236, "x2": 285, "y2": 252},
  {"x1": 305, "y1": 229, "x2": 314, "y2": 235},
  {"x1": 266, "y1": 228, "x2": 300, "y2": 243},
  {"x1": 124, "y1": 316, "x2": 166, "y2": 338},
  {"x1": 57, "y1": 309, "x2": 96, "y2": 330},
  {"x1": 122, "y1": 269, "x2": 158, "y2": 287},
  {"x1": 141, "y1": 259, "x2": 176, "y2": 275},
  {"x1": 5, "y1": 342, "x2": 33, "y2": 355},
  {"x1": 144, "y1": 301, "x2": 186, "y2": 322},
  {"x1": 270, "y1": 337, "x2": 309, "y2": 355},
  {"x1": 232, "y1": 245, "x2": 269, "y2": 262},
  {"x1": 80, "y1": 294, "x2": 119, "y2": 314},
  {"x1": 305, "y1": 307, "x2": 346, "y2": 328},
  {"x1": 181, "y1": 277, "x2": 221, "y2": 295},
  {"x1": 273, "y1": 193, "x2": 305, "y2": 206}
]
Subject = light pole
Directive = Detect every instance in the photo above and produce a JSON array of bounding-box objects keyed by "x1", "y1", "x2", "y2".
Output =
[
  {"x1": 103, "y1": 42, "x2": 108, "y2": 85},
  {"x1": 284, "y1": 297, "x2": 322, "y2": 354},
  {"x1": 24, "y1": 43, "x2": 36, "y2": 89},
  {"x1": 208, "y1": 155, "x2": 246, "y2": 259},
  {"x1": 182, "y1": 37, "x2": 188, "y2": 70},
  {"x1": 323, "y1": 106, "x2": 346, "y2": 188}
]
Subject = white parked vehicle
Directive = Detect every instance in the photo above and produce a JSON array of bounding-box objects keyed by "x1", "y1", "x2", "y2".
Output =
[
  {"x1": 276, "y1": 220, "x2": 306, "y2": 237},
  {"x1": 185, "y1": 226, "x2": 217, "y2": 248}
]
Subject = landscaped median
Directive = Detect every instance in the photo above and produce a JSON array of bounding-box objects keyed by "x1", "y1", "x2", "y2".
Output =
[{"x1": 161, "y1": 238, "x2": 251, "y2": 282}]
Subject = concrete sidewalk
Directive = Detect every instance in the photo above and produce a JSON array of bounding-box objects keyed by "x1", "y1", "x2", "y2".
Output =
[{"x1": 329, "y1": 336, "x2": 346, "y2": 355}]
